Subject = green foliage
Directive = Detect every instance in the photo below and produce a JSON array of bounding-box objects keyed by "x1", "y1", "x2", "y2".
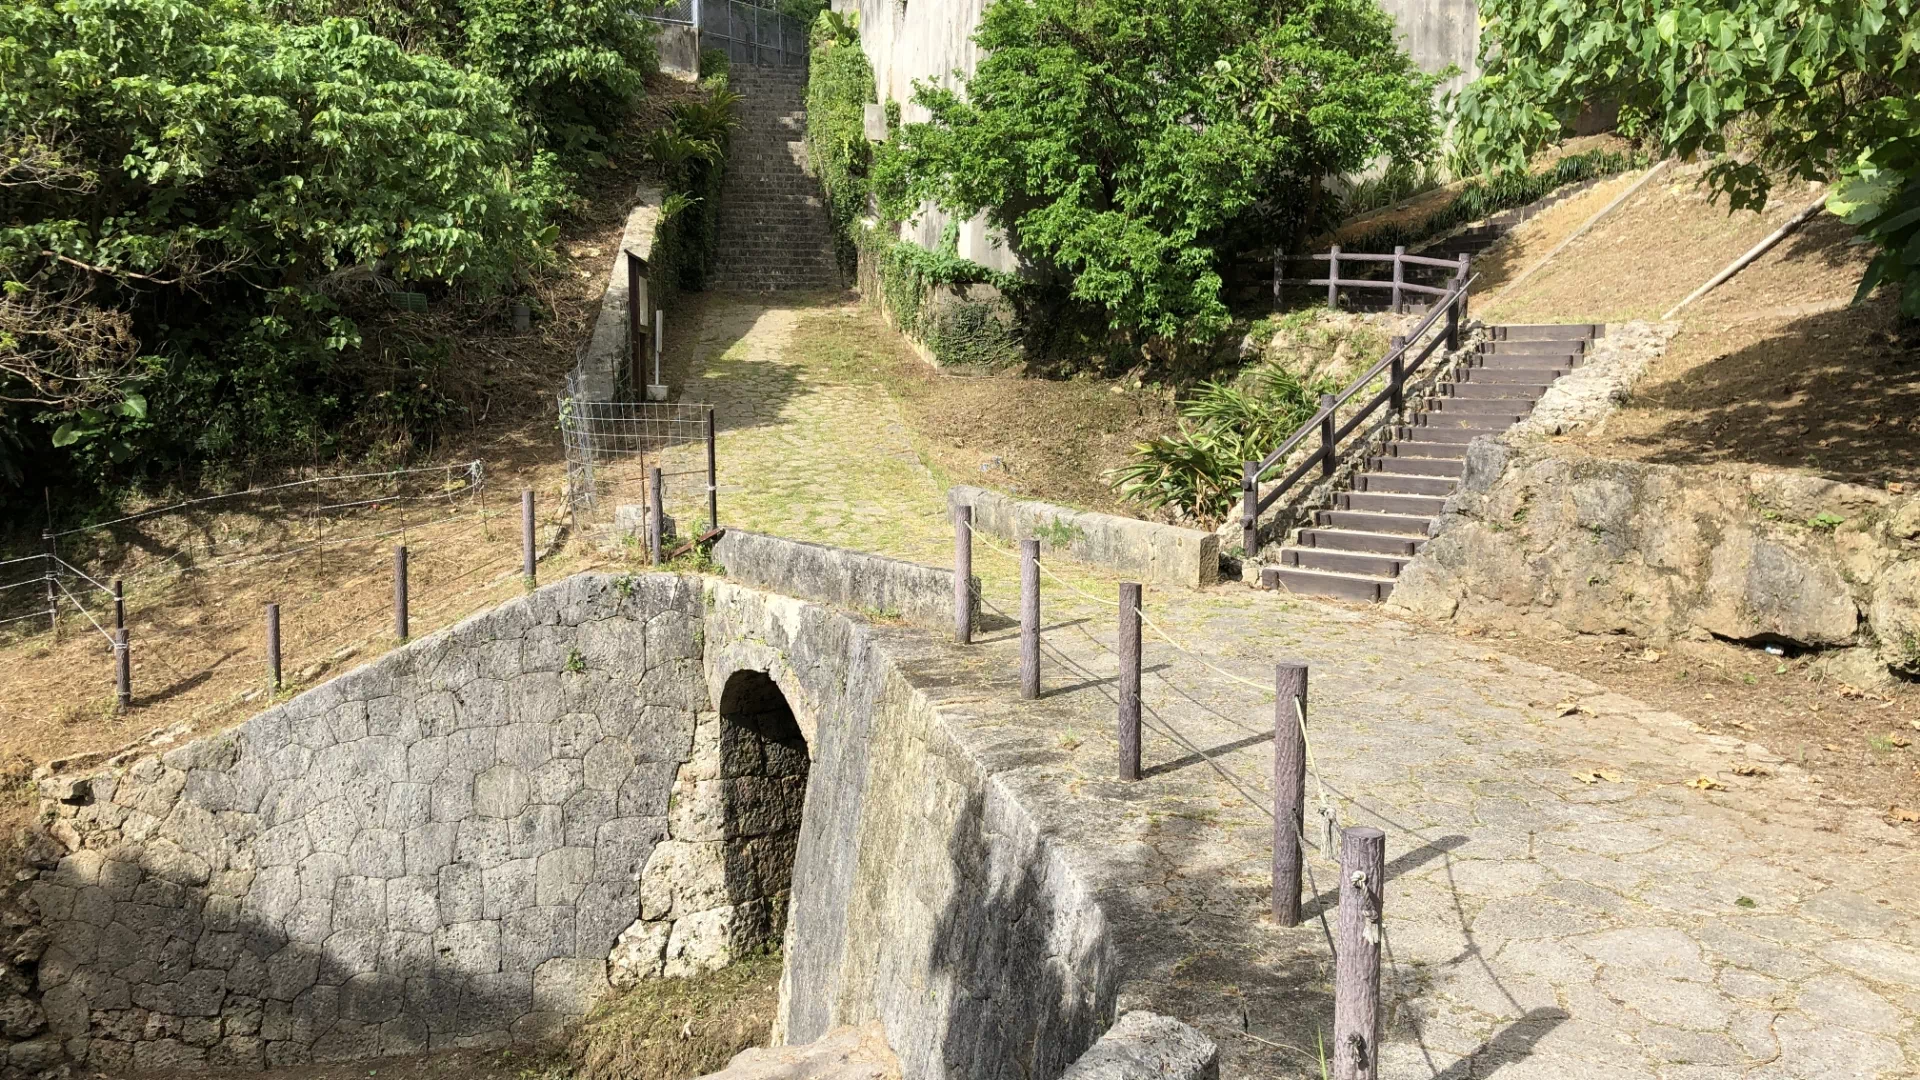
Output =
[
  {"x1": 806, "y1": 14, "x2": 877, "y2": 274},
  {"x1": 292, "y1": 0, "x2": 657, "y2": 160},
  {"x1": 886, "y1": 0, "x2": 1442, "y2": 342},
  {"x1": 1340, "y1": 160, "x2": 1442, "y2": 219},
  {"x1": 646, "y1": 90, "x2": 738, "y2": 301},
  {"x1": 0, "y1": 0, "x2": 567, "y2": 504},
  {"x1": 858, "y1": 225, "x2": 1025, "y2": 367},
  {"x1": 699, "y1": 47, "x2": 730, "y2": 82},
  {"x1": 1344, "y1": 150, "x2": 1637, "y2": 255},
  {"x1": 1452, "y1": 0, "x2": 1920, "y2": 314},
  {"x1": 1112, "y1": 365, "x2": 1328, "y2": 523}
]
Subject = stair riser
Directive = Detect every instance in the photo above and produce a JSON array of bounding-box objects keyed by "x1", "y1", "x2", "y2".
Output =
[
  {"x1": 1315, "y1": 510, "x2": 1432, "y2": 535},
  {"x1": 1339, "y1": 492, "x2": 1447, "y2": 515},
  {"x1": 1489, "y1": 324, "x2": 1604, "y2": 341},
  {"x1": 1356, "y1": 473, "x2": 1456, "y2": 495},
  {"x1": 1281, "y1": 549, "x2": 1410, "y2": 577},
  {"x1": 1443, "y1": 383, "x2": 1550, "y2": 401},
  {"x1": 1261, "y1": 567, "x2": 1391, "y2": 602},
  {"x1": 1431, "y1": 398, "x2": 1534, "y2": 415},
  {"x1": 1468, "y1": 351, "x2": 1582, "y2": 368},
  {"x1": 1296, "y1": 528, "x2": 1422, "y2": 555},
  {"x1": 1385, "y1": 442, "x2": 1469, "y2": 459},
  {"x1": 1460, "y1": 368, "x2": 1568, "y2": 385},
  {"x1": 1418, "y1": 413, "x2": 1524, "y2": 429},
  {"x1": 1367, "y1": 456, "x2": 1464, "y2": 477},
  {"x1": 1395, "y1": 425, "x2": 1501, "y2": 444}
]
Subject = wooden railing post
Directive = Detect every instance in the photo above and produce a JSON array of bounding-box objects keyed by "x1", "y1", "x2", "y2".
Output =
[
  {"x1": 1019, "y1": 539, "x2": 1040, "y2": 700},
  {"x1": 1456, "y1": 253, "x2": 1472, "y2": 322},
  {"x1": 1318, "y1": 393, "x2": 1337, "y2": 477},
  {"x1": 1272, "y1": 662, "x2": 1308, "y2": 926},
  {"x1": 1446, "y1": 294, "x2": 1461, "y2": 352},
  {"x1": 1389, "y1": 335, "x2": 1407, "y2": 414},
  {"x1": 648, "y1": 465, "x2": 665, "y2": 565},
  {"x1": 1326, "y1": 245, "x2": 1341, "y2": 310},
  {"x1": 1334, "y1": 826, "x2": 1387, "y2": 1080},
  {"x1": 1390, "y1": 246, "x2": 1405, "y2": 313},
  {"x1": 953, "y1": 505, "x2": 973, "y2": 644},
  {"x1": 1240, "y1": 461, "x2": 1259, "y2": 559},
  {"x1": 1118, "y1": 582, "x2": 1142, "y2": 781}
]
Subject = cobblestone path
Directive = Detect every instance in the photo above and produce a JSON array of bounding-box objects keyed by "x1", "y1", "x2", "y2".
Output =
[{"x1": 666, "y1": 292, "x2": 1920, "y2": 1079}]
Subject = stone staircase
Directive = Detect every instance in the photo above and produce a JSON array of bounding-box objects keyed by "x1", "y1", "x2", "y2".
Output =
[
  {"x1": 708, "y1": 68, "x2": 843, "y2": 292},
  {"x1": 1260, "y1": 323, "x2": 1603, "y2": 601}
]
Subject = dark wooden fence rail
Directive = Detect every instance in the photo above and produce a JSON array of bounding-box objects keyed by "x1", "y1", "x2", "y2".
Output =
[
  {"x1": 1239, "y1": 259, "x2": 1476, "y2": 557},
  {"x1": 1314, "y1": 245, "x2": 1471, "y2": 313}
]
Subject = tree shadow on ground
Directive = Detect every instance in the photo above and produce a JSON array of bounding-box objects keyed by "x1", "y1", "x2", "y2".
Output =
[{"x1": 1597, "y1": 296, "x2": 1919, "y2": 487}]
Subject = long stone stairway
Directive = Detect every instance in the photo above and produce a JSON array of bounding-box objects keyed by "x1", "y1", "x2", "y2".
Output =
[
  {"x1": 709, "y1": 67, "x2": 842, "y2": 292},
  {"x1": 1262, "y1": 323, "x2": 1603, "y2": 601}
]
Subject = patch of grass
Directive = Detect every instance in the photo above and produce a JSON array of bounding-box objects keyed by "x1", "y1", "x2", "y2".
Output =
[
  {"x1": 564, "y1": 649, "x2": 587, "y2": 675},
  {"x1": 1806, "y1": 510, "x2": 1846, "y2": 531},
  {"x1": 1033, "y1": 517, "x2": 1085, "y2": 549},
  {"x1": 567, "y1": 950, "x2": 782, "y2": 1080}
]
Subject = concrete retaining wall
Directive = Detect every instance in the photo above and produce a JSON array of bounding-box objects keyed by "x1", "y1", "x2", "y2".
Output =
[
  {"x1": 713, "y1": 529, "x2": 975, "y2": 633},
  {"x1": 949, "y1": 487, "x2": 1220, "y2": 590},
  {"x1": 578, "y1": 189, "x2": 665, "y2": 400}
]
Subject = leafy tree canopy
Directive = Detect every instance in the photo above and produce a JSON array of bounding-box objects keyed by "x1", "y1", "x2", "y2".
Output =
[
  {"x1": 1452, "y1": 0, "x2": 1920, "y2": 314},
  {"x1": 884, "y1": 0, "x2": 1441, "y2": 342}
]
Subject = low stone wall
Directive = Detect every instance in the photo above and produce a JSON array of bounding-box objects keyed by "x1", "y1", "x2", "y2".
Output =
[
  {"x1": 578, "y1": 190, "x2": 665, "y2": 400},
  {"x1": 950, "y1": 486, "x2": 1219, "y2": 589},
  {"x1": 1390, "y1": 441, "x2": 1920, "y2": 679},
  {"x1": 1057, "y1": 1012, "x2": 1217, "y2": 1080},
  {"x1": 712, "y1": 529, "x2": 973, "y2": 633}
]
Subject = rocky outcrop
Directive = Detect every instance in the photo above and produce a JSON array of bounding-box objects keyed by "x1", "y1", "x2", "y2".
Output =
[
  {"x1": 1390, "y1": 441, "x2": 1920, "y2": 678},
  {"x1": 703, "y1": 1022, "x2": 900, "y2": 1080},
  {"x1": 1507, "y1": 321, "x2": 1677, "y2": 438}
]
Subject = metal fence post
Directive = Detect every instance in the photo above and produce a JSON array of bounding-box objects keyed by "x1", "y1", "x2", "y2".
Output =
[
  {"x1": 522, "y1": 488, "x2": 537, "y2": 585},
  {"x1": 706, "y1": 407, "x2": 719, "y2": 532},
  {"x1": 1390, "y1": 245, "x2": 1405, "y2": 313},
  {"x1": 648, "y1": 466, "x2": 665, "y2": 565},
  {"x1": 1319, "y1": 393, "x2": 1338, "y2": 477},
  {"x1": 1389, "y1": 335, "x2": 1407, "y2": 414},
  {"x1": 1118, "y1": 582, "x2": 1142, "y2": 781},
  {"x1": 393, "y1": 545, "x2": 409, "y2": 641},
  {"x1": 266, "y1": 603, "x2": 282, "y2": 691},
  {"x1": 1273, "y1": 662, "x2": 1309, "y2": 925},
  {"x1": 1020, "y1": 539, "x2": 1040, "y2": 700},
  {"x1": 1334, "y1": 826, "x2": 1387, "y2": 1080},
  {"x1": 114, "y1": 628, "x2": 130, "y2": 708},
  {"x1": 1327, "y1": 245, "x2": 1341, "y2": 310},
  {"x1": 1240, "y1": 461, "x2": 1259, "y2": 560},
  {"x1": 953, "y1": 505, "x2": 973, "y2": 644}
]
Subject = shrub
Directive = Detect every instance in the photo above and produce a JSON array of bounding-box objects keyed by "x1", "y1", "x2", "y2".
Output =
[{"x1": 805, "y1": 13, "x2": 877, "y2": 274}]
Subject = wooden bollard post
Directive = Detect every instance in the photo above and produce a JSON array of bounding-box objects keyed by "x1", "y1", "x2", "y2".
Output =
[
  {"x1": 114, "y1": 629, "x2": 130, "y2": 708},
  {"x1": 953, "y1": 505, "x2": 973, "y2": 644},
  {"x1": 648, "y1": 466, "x2": 665, "y2": 565},
  {"x1": 1019, "y1": 539, "x2": 1040, "y2": 700},
  {"x1": 112, "y1": 578, "x2": 124, "y2": 631},
  {"x1": 266, "y1": 603, "x2": 282, "y2": 691},
  {"x1": 521, "y1": 488, "x2": 537, "y2": 585},
  {"x1": 705, "y1": 407, "x2": 719, "y2": 532},
  {"x1": 1272, "y1": 662, "x2": 1308, "y2": 926},
  {"x1": 1388, "y1": 335, "x2": 1407, "y2": 415},
  {"x1": 1118, "y1": 582, "x2": 1142, "y2": 780},
  {"x1": 393, "y1": 545, "x2": 409, "y2": 641},
  {"x1": 1334, "y1": 826, "x2": 1387, "y2": 1080}
]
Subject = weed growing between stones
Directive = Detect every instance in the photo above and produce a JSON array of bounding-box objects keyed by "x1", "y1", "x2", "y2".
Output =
[
  {"x1": 564, "y1": 949, "x2": 782, "y2": 1080},
  {"x1": 1033, "y1": 517, "x2": 1086, "y2": 550},
  {"x1": 564, "y1": 648, "x2": 588, "y2": 674}
]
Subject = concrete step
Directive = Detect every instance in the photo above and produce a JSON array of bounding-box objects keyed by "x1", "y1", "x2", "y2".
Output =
[
  {"x1": 1394, "y1": 422, "x2": 1504, "y2": 443},
  {"x1": 1480, "y1": 338, "x2": 1587, "y2": 355},
  {"x1": 1260, "y1": 565, "x2": 1395, "y2": 602},
  {"x1": 1488, "y1": 323, "x2": 1605, "y2": 341},
  {"x1": 1382, "y1": 440, "x2": 1469, "y2": 459},
  {"x1": 1443, "y1": 381, "x2": 1550, "y2": 401},
  {"x1": 1367, "y1": 455, "x2": 1463, "y2": 477},
  {"x1": 1460, "y1": 366, "x2": 1568, "y2": 384},
  {"x1": 1314, "y1": 508, "x2": 1432, "y2": 535},
  {"x1": 1354, "y1": 471, "x2": 1456, "y2": 496},
  {"x1": 1279, "y1": 547, "x2": 1410, "y2": 577},
  {"x1": 1295, "y1": 528, "x2": 1424, "y2": 555},
  {"x1": 1431, "y1": 397, "x2": 1532, "y2": 416},
  {"x1": 1417, "y1": 410, "x2": 1524, "y2": 429},
  {"x1": 1337, "y1": 490, "x2": 1447, "y2": 516}
]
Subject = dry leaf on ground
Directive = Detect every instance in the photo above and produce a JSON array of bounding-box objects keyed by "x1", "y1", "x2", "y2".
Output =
[
  {"x1": 1686, "y1": 775, "x2": 1728, "y2": 790},
  {"x1": 1890, "y1": 806, "x2": 1920, "y2": 823},
  {"x1": 1731, "y1": 763, "x2": 1771, "y2": 777}
]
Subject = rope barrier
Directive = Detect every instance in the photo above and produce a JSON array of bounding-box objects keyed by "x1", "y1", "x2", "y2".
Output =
[
  {"x1": 51, "y1": 556, "x2": 114, "y2": 597},
  {"x1": 54, "y1": 578, "x2": 114, "y2": 646},
  {"x1": 51, "y1": 460, "x2": 484, "y2": 538},
  {"x1": 0, "y1": 554, "x2": 49, "y2": 570},
  {"x1": 959, "y1": 518, "x2": 1119, "y2": 607}
]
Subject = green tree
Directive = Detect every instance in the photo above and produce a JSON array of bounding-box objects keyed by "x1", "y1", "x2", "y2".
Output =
[
  {"x1": 885, "y1": 0, "x2": 1440, "y2": 341},
  {"x1": 1452, "y1": 0, "x2": 1920, "y2": 314}
]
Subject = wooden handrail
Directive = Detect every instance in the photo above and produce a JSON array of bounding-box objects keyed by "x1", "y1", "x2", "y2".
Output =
[
  {"x1": 1312, "y1": 251, "x2": 1464, "y2": 271},
  {"x1": 1311, "y1": 277, "x2": 1452, "y2": 297},
  {"x1": 1240, "y1": 269, "x2": 1478, "y2": 555}
]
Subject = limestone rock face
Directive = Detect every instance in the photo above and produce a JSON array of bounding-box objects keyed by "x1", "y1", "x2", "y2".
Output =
[
  {"x1": 701, "y1": 1022, "x2": 900, "y2": 1080},
  {"x1": 1390, "y1": 445, "x2": 1917, "y2": 677}
]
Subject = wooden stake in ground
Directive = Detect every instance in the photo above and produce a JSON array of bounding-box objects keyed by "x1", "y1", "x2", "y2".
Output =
[
  {"x1": 1272, "y1": 662, "x2": 1308, "y2": 926},
  {"x1": 1118, "y1": 582, "x2": 1142, "y2": 781},
  {"x1": 393, "y1": 545, "x2": 409, "y2": 641},
  {"x1": 1334, "y1": 826, "x2": 1386, "y2": 1080},
  {"x1": 522, "y1": 489, "x2": 537, "y2": 585},
  {"x1": 1020, "y1": 539, "x2": 1040, "y2": 700},
  {"x1": 953, "y1": 505, "x2": 973, "y2": 645}
]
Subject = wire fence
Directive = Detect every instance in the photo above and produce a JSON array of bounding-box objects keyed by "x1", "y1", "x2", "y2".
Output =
[{"x1": 558, "y1": 388, "x2": 715, "y2": 544}]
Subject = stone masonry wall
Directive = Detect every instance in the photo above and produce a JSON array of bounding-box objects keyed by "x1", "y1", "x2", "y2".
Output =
[{"x1": 9, "y1": 571, "x2": 1127, "y2": 1080}]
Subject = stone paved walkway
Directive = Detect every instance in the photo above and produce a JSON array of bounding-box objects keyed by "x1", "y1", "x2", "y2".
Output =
[{"x1": 665, "y1": 292, "x2": 1920, "y2": 1079}]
